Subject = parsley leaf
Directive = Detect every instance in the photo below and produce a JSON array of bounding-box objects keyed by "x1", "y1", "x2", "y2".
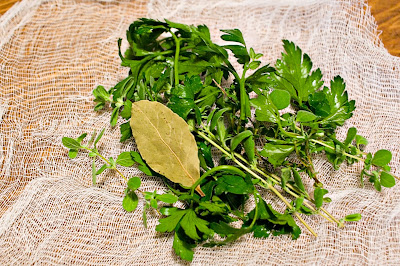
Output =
[
  {"x1": 310, "y1": 76, "x2": 356, "y2": 126},
  {"x1": 271, "y1": 40, "x2": 323, "y2": 104}
]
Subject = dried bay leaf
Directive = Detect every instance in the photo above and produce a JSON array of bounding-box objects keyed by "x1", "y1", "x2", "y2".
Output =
[{"x1": 130, "y1": 100, "x2": 204, "y2": 196}]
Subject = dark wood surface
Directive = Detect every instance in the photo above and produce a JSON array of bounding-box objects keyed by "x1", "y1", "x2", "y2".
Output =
[{"x1": 0, "y1": 0, "x2": 399, "y2": 56}]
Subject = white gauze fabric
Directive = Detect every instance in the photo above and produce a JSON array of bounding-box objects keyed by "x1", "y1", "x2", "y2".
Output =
[{"x1": 0, "y1": 0, "x2": 399, "y2": 264}]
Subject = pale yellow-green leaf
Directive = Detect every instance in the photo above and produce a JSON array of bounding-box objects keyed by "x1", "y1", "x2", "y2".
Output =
[{"x1": 130, "y1": 100, "x2": 204, "y2": 195}]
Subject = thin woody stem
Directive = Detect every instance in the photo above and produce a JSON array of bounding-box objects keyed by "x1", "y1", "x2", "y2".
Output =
[
  {"x1": 233, "y1": 151, "x2": 342, "y2": 226},
  {"x1": 196, "y1": 130, "x2": 318, "y2": 237}
]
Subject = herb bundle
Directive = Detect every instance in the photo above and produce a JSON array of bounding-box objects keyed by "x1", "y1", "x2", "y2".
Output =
[{"x1": 62, "y1": 18, "x2": 397, "y2": 261}]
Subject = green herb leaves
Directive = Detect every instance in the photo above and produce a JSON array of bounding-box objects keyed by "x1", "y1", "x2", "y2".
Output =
[
  {"x1": 362, "y1": 149, "x2": 395, "y2": 190},
  {"x1": 371, "y1": 149, "x2": 392, "y2": 167},
  {"x1": 61, "y1": 18, "x2": 398, "y2": 262},
  {"x1": 271, "y1": 40, "x2": 323, "y2": 104},
  {"x1": 311, "y1": 76, "x2": 355, "y2": 127}
]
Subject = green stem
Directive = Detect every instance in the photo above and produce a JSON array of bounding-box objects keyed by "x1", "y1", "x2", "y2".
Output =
[
  {"x1": 249, "y1": 191, "x2": 260, "y2": 229},
  {"x1": 199, "y1": 129, "x2": 343, "y2": 227},
  {"x1": 83, "y1": 147, "x2": 128, "y2": 183},
  {"x1": 170, "y1": 30, "x2": 180, "y2": 88},
  {"x1": 310, "y1": 139, "x2": 362, "y2": 161},
  {"x1": 239, "y1": 68, "x2": 247, "y2": 121},
  {"x1": 234, "y1": 152, "x2": 341, "y2": 226},
  {"x1": 196, "y1": 130, "x2": 317, "y2": 236}
]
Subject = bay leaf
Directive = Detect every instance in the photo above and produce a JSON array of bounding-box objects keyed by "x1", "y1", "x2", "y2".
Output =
[{"x1": 130, "y1": 100, "x2": 204, "y2": 196}]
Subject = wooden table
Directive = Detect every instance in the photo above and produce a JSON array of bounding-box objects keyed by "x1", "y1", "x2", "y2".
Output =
[{"x1": 0, "y1": 0, "x2": 399, "y2": 56}]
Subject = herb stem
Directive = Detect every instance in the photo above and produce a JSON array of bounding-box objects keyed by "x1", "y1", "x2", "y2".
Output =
[
  {"x1": 309, "y1": 139, "x2": 362, "y2": 161},
  {"x1": 83, "y1": 147, "x2": 130, "y2": 183},
  {"x1": 249, "y1": 191, "x2": 260, "y2": 229},
  {"x1": 196, "y1": 130, "x2": 318, "y2": 236},
  {"x1": 212, "y1": 79, "x2": 236, "y2": 103},
  {"x1": 320, "y1": 207, "x2": 343, "y2": 227},
  {"x1": 239, "y1": 69, "x2": 247, "y2": 121},
  {"x1": 170, "y1": 30, "x2": 180, "y2": 88},
  {"x1": 269, "y1": 184, "x2": 318, "y2": 237},
  {"x1": 233, "y1": 152, "x2": 341, "y2": 226}
]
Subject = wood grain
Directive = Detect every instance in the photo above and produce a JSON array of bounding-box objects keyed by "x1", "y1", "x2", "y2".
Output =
[
  {"x1": 0, "y1": 1, "x2": 399, "y2": 55},
  {"x1": 369, "y1": 0, "x2": 400, "y2": 56},
  {"x1": 0, "y1": 0, "x2": 18, "y2": 15}
]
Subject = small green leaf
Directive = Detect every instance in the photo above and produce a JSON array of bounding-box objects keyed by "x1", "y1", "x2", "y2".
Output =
[
  {"x1": 127, "y1": 177, "x2": 141, "y2": 191},
  {"x1": 343, "y1": 127, "x2": 357, "y2": 146},
  {"x1": 120, "y1": 122, "x2": 132, "y2": 142},
  {"x1": 250, "y1": 95, "x2": 279, "y2": 123},
  {"x1": 96, "y1": 164, "x2": 108, "y2": 175},
  {"x1": 156, "y1": 209, "x2": 187, "y2": 233},
  {"x1": 294, "y1": 196, "x2": 304, "y2": 210},
  {"x1": 249, "y1": 47, "x2": 256, "y2": 59},
  {"x1": 110, "y1": 107, "x2": 120, "y2": 127},
  {"x1": 120, "y1": 100, "x2": 132, "y2": 119},
  {"x1": 94, "y1": 128, "x2": 105, "y2": 147},
  {"x1": 150, "y1": 199, "x2": 158, "y2": 209},
  {"x1": 88, "y1": 131, "x2": 97, "y2": 146},
  {"x1": 76, "y1": 133, "x2": 87, "y2": 143},
  {"x1": 281, "y1": 168, "x2": 291, "y2": 189},
  {"x1": 210, "y1": 107, "x2": 230, "y2": 130},
  {"x1": 249, "y1": 61, "x2": 261, "y2": 70},
  {"x1": 94, "y1": 102, "x2": 105, "y2": 111},
  {"x1": 364, "y1": 152, "x2": 373, "y2": 170},
  {"x1": 323, "y1": 197, "x2": 332, "y2": 203},
  {"x1": 109, "y1": 157, "x2": 116, "y2": 168},
  {"x1": 355, "y1": 135, "x2": 368, "y2": 146},
  {"x1": 380, "y1": 172, "x2": 395, "y2": 188},
  {"x1": 270, "y1": 89, "x2": 291, "y2": 110},
  {"x1": 160, "y1": 207, "x2": 179, "y2": 216},
  {"x1": 68, "y1": 149, "x2": 78, "y2": 159},
  {"x1": 214, "y1": 175, "x2": 254, "y2": 195},
  {"x1": 374, "y1": 180, "x2": 382, "y2": 192},
  {"x1": 156, "y1": 194, "x2": 178, "y2": 204},
  {"x1": 93, "y1": 85, "x2": 110, "y2": 101},
  {"x1": 344, "y1": 213, "x2": 361, "y2": 222},
  {"x1": 220, "y1": 29, "x2": 246, "y2": 45},
  {"x1": 130, "y1": 151, "x2": 153, "y2": 176},
  {"x1": 254, "y1": 53, "x2": 263, "y2": 59},
  {"x1": 292, "y1": 168, "x2": 305, "y2": 193},
  {"x1": 230, "y1": 130, "x2": 252, "y2": 151},
  {"x1": 116, "y1": 151, "x2": 135, "y2": 167},
  {"x1": 123, "y1": 192, "x2": 138, "y2": 212},
  {"x1": 314, "y1": 187, "x2": 329, "y2": 208},
  {"x1": 372, "y1": 149, "x2": 392, "y2": 167},
  {"x1": 216, "y1": 118, "x2": 227, "y2": 143},
  {"x1": 180, "y1": 209, "x2": 212, "y2": 240},
  {"x1": 259, "y1": 143, "x2": 294, "y2": 167},
  {"x1": 296, "y1": 110, "x2": 317, "y2": 122},
  {"x1": 88, "y1": 151, "x2": 97, "y2": 157},
  {"x1": 62, "y1": 137, "x2": 82, "y2": 149},
  {"x1": 243, "y1": 135, "x2": 256, "y2": 165},
  {"x1": 173, "y1": 230, "x2": 195, "y2": 262}
]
